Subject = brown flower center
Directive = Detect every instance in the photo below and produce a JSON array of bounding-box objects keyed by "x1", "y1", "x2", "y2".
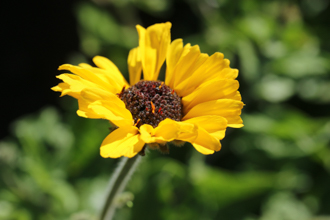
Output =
[{"x1": 119, "y1": 80, "x2": 182, "y2": 128}]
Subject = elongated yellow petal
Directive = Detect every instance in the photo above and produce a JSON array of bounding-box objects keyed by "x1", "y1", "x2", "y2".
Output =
[
  {"x1": 139, "y1": 118, "x2": 180, "y2": 144},
  {"x1": 183, "y1": 115, "x2": 227, "y2": 133},
  {"x1": 100, "y1": 126, "x2": 145, "y2": 158},
  {"x1": 192, "y1": 144, "x2": 215, "y2": 155},
  {"x1": 77, "y1": 103, "x2": 125, "y2": 122},
  {"x1": 154, "y1": 119, "x2": 181, "y2": 140},
  {"x1": 172, "y1": 45, "x2": 202, "y2": 88},
  {"x1": 78, "y1": 63, "x2": 93, "y2": 68},
  {"x1": 173, "y1": 121, "x2": 222, "y2": 154},
  {"x1": 88, "y1": 101, "x2": 133, "y2": 127},
  {"x1": 165, "y1": 41, "x2": 194, "y2": 88},
  {"x1": 185, "y1": 54, "x2": 229, "y2": 95},
  {"x1": 139, "y1": 124, "x2": 155, "y2": 143},
  {"x1": 58, "y1": 64, "x2": 113, "y2": 91},
  {"x1": 174, "y1": 121, "x2": 198, "y2": 142},
  {"x1": 52, "y1": 74, "x2": 99, "y2": 98},
  {"x1": 78, "y1": 63, "x2": 126, "y2": 93},
  {"x1": 128, "y1": 47, "x2": 142, "y2": 85},
  {"x1": 137, "y1": 22, "x2": 171, "y2": 81},
  {"x1": 220, "y1": 68, "x2": 239, "y2": 79},
  {"x1": 51, "y1": 82, "x2": 71, "y2": 95},
  {"x1": 175, "y1": 116, "x2": 227, "y2": 154},
  {"x1": 182, "y1": 79, "x2": 239, "y2": 113},
  {"x1": 227, "y1": 121, "x2": 244, "y2": 128},
  {"x1": 77, "y1": 88, "x2": 133, "y2": 127},
  {"x1": 176, "y1": 126, "x2": 221, "y2": 155},
  {"x1": 209, "y1": 130, "x2": 226, "y2": 140},
  {"x1": 165, "y1": 39, "x2": 184, "y2": 88},
  {"x1": 231, "y1": 91, "x2": 242, "y2": 101},
  {"x1": 180, "y1": 67, "x2": 238, "y2": 94},
  {"x1": 92, "y1": 56, "x2": 129, "y2": 88},
  {"x1": 193, "y1": 127, "x2": 221, "y2": 151},
  {"x1": 165, "y1": 40, "x2": 209, "y2": 96},
  {"x1": 183, "y1": 99, "x2": 243, "y2": 127},
  {"x1": 79, "y1": 87, "x2": 126, "y2": 108},
  {"x1": 167, "y1": 49, "x2": 236, "y2": 97}
]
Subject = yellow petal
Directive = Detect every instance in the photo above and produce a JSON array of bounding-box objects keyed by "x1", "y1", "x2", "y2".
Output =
[
  {"x1": 172, "y1": 121, "x2": 221, "y2": 155},
  {"x1": 128, "y1": 47, "x2": 142, "y2": 85},
  {"x1": 185, "y1": 53, "x2": 229, "y2": 87},
  {"x1": 92, "y1": 56, "x2": 129, "y2": 87},
  {"x1": 139, "y1": 118, "x2": 180, "y2": 144},
  {"x1": 100, "y1": 126, "x2": 145, "y2": 158},
  {"x1": 172, "y1": 45, "x2": 203, "y2": 88},
  {"x1": 228, "y1": 121, "x2": 244, "y2": 128},
  {"x1": 183, "y1": 99, "x2": 244, "y2": 127},
  {"x1": 139, "y1": 124, "x2": 155, "y2": 143},
  {"x1": 183, "y1": 115, "x2": 227, "y2": 133},
  {"x1": 176, "y1": 116, "x2": 227, "y2": 154},
  {"x1": 79, "y1": 87, "x2": 126, "y2": 108},
  {"x1": 175, "y1": 116, "x2": 227, "y2": 153},
  {"x1": 51, "y1": 82, "x2": 72, "y2": 97},
  {"x1": 174, "y1": 121, "x2": 198, "y2": 142},
  {"x1": 173, "y1": 52, "x2": 231, "y2": 97},
  {"x1": 191, "y1": 127, "x2": 221, "y2": 154},
  {"x1": 165, "y1": 39, "x2": 184, "y2": 88},
  {"x1": 137, "y1": 22, "x2": 172, "y2": 81},
  {"x1": 78, "y1": 63, "x2": 93, "y2": 68},
  {"x1": 194, "y1": 128, "x2": 221, "y2": 150},
  {"x1": 221, "y1": 68, "x2": 239, "y2": 79},
  {"x1": 154, "y1": 119, "x2": 181, "y2": 141},
  {"x1": 186, "y1": 67, "x2": 239, "y2": 92},
  {"x1": 182, "y1": 79, "x2": 239, "y2": 113},
  {"x1": 192, "y1": 144, "x2": 215, "y2": 155},
  {"x1": 77, "y1": 88, "x2": 133, "y2": 127},
  {"x1": 88, "y1": 101, "x2": 134, "y2": 127},
  {"x1": 58, "y1": 64, "x2": 112, "y2": 91},
  {"x1": 165, "y1": 41, "x2": 209, "y2": 96},
  {"x1": 230, "y1": 91, "x2": 242, "y2": 101},
  {"x1": 186, "y1": 66, "x2": 239, "y2": 86},
  {"x1": 209, "y1": 130, "x2": 226, "y2": 140},
  {"x1": 53, "y1": 74, "x2": 98, "y2": 99},
  {"x1": 77, "y1": 64, "x2": 125, "y2": 93}
]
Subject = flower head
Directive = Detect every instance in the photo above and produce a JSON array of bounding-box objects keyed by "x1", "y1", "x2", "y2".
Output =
[{"x1": 52, "y1": 22, "x2": 244, "y2": 158}]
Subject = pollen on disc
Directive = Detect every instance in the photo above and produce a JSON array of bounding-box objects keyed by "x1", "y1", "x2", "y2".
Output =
[{"x1": 119, "y1": 80, "x2": 182, "y2": 128}]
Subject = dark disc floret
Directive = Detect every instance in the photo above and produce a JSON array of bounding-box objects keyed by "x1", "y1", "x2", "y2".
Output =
[{"x1": 119, "y1": 80, "x2": 182, "y2": 128}]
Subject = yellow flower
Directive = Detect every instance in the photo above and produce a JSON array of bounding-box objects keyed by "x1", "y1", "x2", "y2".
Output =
[{"x1": 52, "y1": 22, "x2": 244, "y2": 158}]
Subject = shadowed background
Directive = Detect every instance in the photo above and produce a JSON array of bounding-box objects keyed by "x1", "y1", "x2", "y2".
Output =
[{"x1": 1, "y1": 0, "x2": 330, "y2": 219}]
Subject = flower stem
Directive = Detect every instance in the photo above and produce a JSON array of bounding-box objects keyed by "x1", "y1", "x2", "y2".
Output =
[{"x1": 100, "y1": 154, "x2": 142, "y2": 220}]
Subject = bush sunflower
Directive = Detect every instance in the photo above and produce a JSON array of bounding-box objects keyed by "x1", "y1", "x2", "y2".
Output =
[{"x1": 52, "y1": 22, "x2": 244, "y2": 158}]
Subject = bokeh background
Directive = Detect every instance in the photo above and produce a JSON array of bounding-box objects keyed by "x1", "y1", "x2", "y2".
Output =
[{"x1": 1, "y1": 0, "x2": 330, "y2": 219}]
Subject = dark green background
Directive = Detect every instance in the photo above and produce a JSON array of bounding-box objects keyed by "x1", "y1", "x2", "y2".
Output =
[{"x1": 1, "y1": 0, "x2": 330, "y2": 219}]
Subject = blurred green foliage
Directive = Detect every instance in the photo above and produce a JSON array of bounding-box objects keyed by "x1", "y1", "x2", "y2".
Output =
[{"x1": 1, "y1": 0, "x2": 330, "y2": 219}]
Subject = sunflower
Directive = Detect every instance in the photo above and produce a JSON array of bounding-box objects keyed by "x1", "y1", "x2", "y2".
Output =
[{"x1": 52, "y1": 22, "x2": 244, "y2": 158}]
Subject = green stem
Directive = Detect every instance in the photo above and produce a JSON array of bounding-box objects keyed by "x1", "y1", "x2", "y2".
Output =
[{"x1": 100, "y1": 154, "x2": 142, "y2": 220}]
